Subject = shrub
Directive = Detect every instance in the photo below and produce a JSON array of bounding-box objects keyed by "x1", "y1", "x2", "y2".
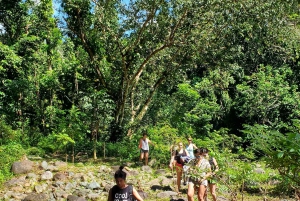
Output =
[{"x1": 0, "y1": 143, "x2": 26, "y2": 184}]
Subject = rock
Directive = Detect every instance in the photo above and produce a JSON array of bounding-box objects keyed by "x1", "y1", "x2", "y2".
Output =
[
  {"x1": 87, "y1": 181, "x2": 101, "y2": 190},
  {"x1": 53, "y1": 181, "x2": 65, "y2": 187},
  {"x1": 54, "y1": 161, "x2": 67, "y2": 168},
  {"x1": 65, "y1": 182, "x2": 77, "y2": 191},
  {"x1": 27, "y1": 173, "x2": 38, "y2": 179},
  {"x1": 147, "y1": 178, "x2": 160, "y2": 186},
  {"x1": 218, "y1": 196, "x2": 229, "y2": 201},
  {"x1": 34, "y1": 185, "x2": 44, "y2": 193},
  {"x1": 40, "y1": 161, "x2": 48, "y2": 170},
  {"x1": 161, "y1": 177, "x2": 173, "y2": 186},
  {"x1": 137, "y1": 190, "x2": 148, "y2": 199},
  {"x1": 4, "y1": 178, "x2": 26, "y2": 187},
  {"x1": 87, "y1": 193, "x2": 101, "y2": 200},
  {"x1": 41, "y1": 171, "x2": 53, "y2": 180},
  {"x1": 11, "y1": 192, "x2": 27, "y2": 200},
  {"x1": 104, "y1": 184, "x2": 114, "y2": 192},
  {"x1": 53, "y1": 172, "x2": 67, "y2": 181},
  {"x1": 80, "y1": 182, "x2": 89, "y2": 187},
  {"x1": 47, "y1": 165, "x2": 58, "y2": 172},
  {"x1": 155, "y1": 169, "x2": 166, "y2": 175},
  {"x1": 148, "y1": 158, "x2": 157, "y2": 167},
  {"x1": 129, "y1": 169, "x2": 139, "y2": 176},
  {"x1": 141, "y1": 165, "x2": 152, "y2": 173},
  {"x1": 23, "y1": 193, "x2": 48, "y2": 201},
  {"x1": 157, "y1": 191, "x2": 178, "y2": 198},
  {"x1": 11, "y1": 185, "x2": 23, "y2": 192},
  {"x1": 67, "y1": 195, "x2": 87, "y2": 201},
  {"x1": 11, "y1": 160, "x2": 34, "y2": 174}
]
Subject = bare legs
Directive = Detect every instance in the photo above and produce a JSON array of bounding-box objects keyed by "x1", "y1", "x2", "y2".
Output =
[
  {"x1": 197, "y1": 185, "x2": 207, "y2": 201},
  {"x1": 139, "y1": 151, "x2": 149, "y2": 165},
  {"x1": 187, "y1": 183, "x2": 207, "y2": 201},
  {"x1": 175, "y1": 166, "x2": 183, "y2": 192},
  {"x1": 187, "y1": 183, "x2": 195, "y2": 201},
  {"x1": 209, "y1": 183, "x2": 217, "y2": 201},
  {"x1": 204, "y1": 183, "x2": 217, "y2": 201}
]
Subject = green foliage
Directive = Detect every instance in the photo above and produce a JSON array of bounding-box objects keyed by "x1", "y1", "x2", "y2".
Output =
[
  {"x1": 26, "y1": 147, "x2": 45, "y2": 157},
  {"x1": 37, "y1": 131, "x2": 75, "y2": 153},
  {"x1": 0, "y1": 143, "x2": 26, "y2": 184},
  {"x1": 243, "y1": 121, "x2": 300, "y2": 189},
  {"x1": 0, "y1": 119, "x2": 23, "y2": 145}
]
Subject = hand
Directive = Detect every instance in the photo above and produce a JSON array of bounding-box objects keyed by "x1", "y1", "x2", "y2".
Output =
[{"x1": 169, "y1": 164, "x2": 173, "y2": 169}]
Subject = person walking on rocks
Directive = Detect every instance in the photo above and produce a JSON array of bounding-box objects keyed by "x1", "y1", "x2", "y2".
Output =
[
  {"x1": 203, "y1": 148, "x2": 219, "y2": 201},
  {"x1": 108, "y1": 166, "x2": 144, "y2": 201},
  {"x1": 138, "y1": 132, "x2": 154, "y2": 166},
  {"x1": 186, "y1": 137, "x2": 198, "y2": 159},
  {"x1": 169, "y1": 141, "x2": 190, "y2": 192},
  {"x1": 187, "y1": 148, "x2": 211, "y2": 201}
]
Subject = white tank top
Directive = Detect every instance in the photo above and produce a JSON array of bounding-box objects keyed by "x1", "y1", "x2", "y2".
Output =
[{"x1": 141, "y1": 139, "x2": 149, "y2": 150}]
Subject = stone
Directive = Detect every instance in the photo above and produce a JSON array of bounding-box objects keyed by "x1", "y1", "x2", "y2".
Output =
[
  {"x1": 23, "y1": 193, "x2": 48, "y2": 201},
  {"x1": 148, "y1": 158, "x2": 157, "y2": 167},
  {"x1": 11, "y1": 160, "x2": 34, "y2": 174},
  {"x1": 54, "y1": 161, "x2": 67, "y2": 168},
  {"x1": 41, "y1": 171, "x2": 53, "y2": 180},
  {"x1": 155, "y1": 169, "x2": 166, "y2": 175},
  {"x1": 67, "y1": 195, "x2": 87, "y2": 201},
  {"x1": 157, "y1": 191, "x2": 178, "y2": 198},
  {"x1": 40, "y1": 161, "x2": 48, "y2": 170},
  {"x1": 87, "y1": 181, "x2": 101, "y2": 190},
  {"x1": 4, "y1": 178, "x2": 26, "y2": 187},
  {"x1": 53, "y1": 172, "x2": 67, "y2": 181},
  {"x1": 141, "y1": 165, "x2": 152, "y2": 173},
  {"x1": 161, "y1": 177, "x2": 173, "y2": 186}
]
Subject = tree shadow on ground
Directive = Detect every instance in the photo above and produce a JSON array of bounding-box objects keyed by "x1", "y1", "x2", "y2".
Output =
[{"x1": 150, "y1": 185, "x2": 173, "y2": 191}]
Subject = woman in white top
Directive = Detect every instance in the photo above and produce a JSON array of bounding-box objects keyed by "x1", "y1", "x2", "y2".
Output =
[
  {"x1": 186, "y1": 137, "x2": 198, "y2": 159},
  {"x1": 138, "y1": 132, "x2": 154, "y2": 165},
  {"x1": 187, "y1": 148, "x2": 211, "y2": 201}
]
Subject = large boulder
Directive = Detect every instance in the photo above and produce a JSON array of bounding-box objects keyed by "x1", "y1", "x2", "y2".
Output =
[
  {"x1": 11, "y1": 160, "x2": 34, "y2": 174},
  {"x1": 23, "y1": 193, "x2": 48, "y2": 201}
]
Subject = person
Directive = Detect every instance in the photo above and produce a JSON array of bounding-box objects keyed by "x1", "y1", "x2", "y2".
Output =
[
  {"x1": 138, "y1": 132, "x2": 154, "y2": 166},
  {"x1": 202, "y1": 148, "x2": 219, "y2": 201},
  {"x1": 187, "y1": 148, "x2": 211, "y2": 201},
  {"x1": 108, "y1": 166, "x2": 144, "y2": 201},
  {"x1": 169, "y1": 142, "x2": 190, "y2": 192},
  {"x1": 186, "y1": 137, "x2": 198, "y2": 159}
]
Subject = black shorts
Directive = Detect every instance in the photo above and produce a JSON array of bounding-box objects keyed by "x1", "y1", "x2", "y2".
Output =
[{"x1": 140, "y1": 149, "x2": 149, "y2": 153}]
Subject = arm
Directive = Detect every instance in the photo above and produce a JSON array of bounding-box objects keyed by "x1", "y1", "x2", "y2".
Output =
[
  {"x1": 184, "y1": 149, "x2": 190, "y2": 157},
  {"x1": 107, "y1": 188, "x2": 113, "y2": 201},
  {"x1": 192, "y1": 143, "x2": 198, "y2": 149},
  {"x1": 212, "y1": 158, "x2": 219, "y2": 174},
  {"x1": 169, "y1": 150, "x2": 176, "y2": 169},
  {"x1": 133, "y1": 187, "x2": 144, "y2": 201},
  {"x1": 147, "y1": 138, "x2": 155, "y2": 146},
  {"x1": 138, "y1": 138, "x2": 142, "y2": 149}
]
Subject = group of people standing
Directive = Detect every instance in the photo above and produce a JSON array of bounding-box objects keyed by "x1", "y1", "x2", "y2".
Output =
[
  {"x1": 108, "y1": 134, "x2": 219, "y2": 201},
  {"x1": 169, "y1": 137, "x2": 219, "y2": 201}
]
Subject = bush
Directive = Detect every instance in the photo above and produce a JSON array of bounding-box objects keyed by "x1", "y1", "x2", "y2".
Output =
[
  {"x1": 26, "y1": 147, "x2": 45, "y2": 157},
  {"x1": 0, "y1": 143, "x2": 26, "y2": 184}
]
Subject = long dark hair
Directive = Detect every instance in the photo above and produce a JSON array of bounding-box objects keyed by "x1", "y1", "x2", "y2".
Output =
[{"x1": 114, "y1": 166, "x2": 127, "y2": 180}]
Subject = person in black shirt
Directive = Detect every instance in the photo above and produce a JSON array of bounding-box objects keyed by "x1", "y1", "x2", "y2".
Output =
[{"x1": 108, "y1": 166, "x2": 144, "y2": 201}]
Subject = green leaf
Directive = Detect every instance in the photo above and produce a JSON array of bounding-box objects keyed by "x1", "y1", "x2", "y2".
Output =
[{"x1": 277, "y1": 152, "x2": 284, "y2": 158}]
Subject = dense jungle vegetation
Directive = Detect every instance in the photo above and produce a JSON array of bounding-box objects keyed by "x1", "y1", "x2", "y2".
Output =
[{"x1": 0, "y1": 0, "x2": 300, "y2": 198}]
